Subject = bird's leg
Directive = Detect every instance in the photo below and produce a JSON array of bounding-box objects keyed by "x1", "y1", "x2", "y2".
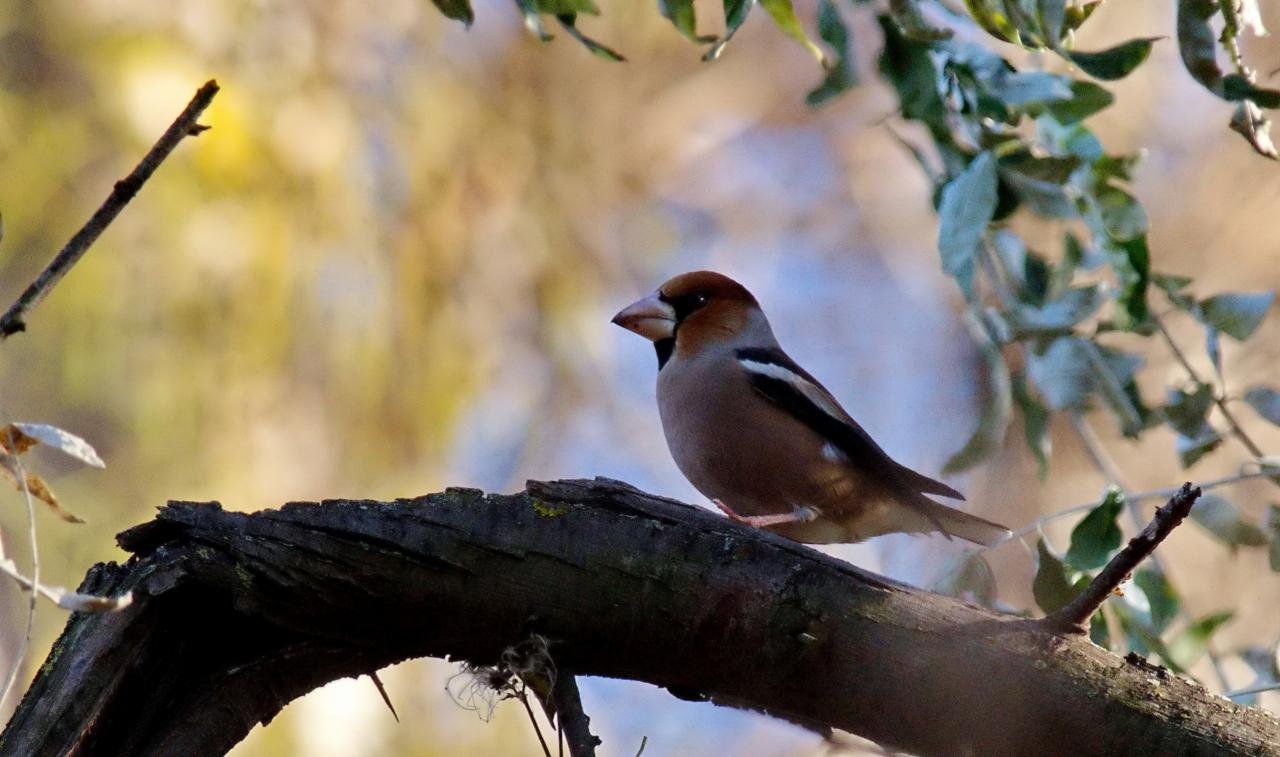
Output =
[{"x1": 713, "y1": 499, "x2": 821, "y2": 528}]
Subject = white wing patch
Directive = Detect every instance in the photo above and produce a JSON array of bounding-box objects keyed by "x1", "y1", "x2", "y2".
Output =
[
  {"x1": 820, "y1": 442, "x2": 847, "y2": 463},
  {"x1": 738, "y1": 358, "x2": 848, "y2": 423}
]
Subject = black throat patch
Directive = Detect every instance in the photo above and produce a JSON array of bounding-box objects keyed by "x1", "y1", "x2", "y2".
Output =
[{"x1": 654, "y1": 338, "x2": 675, "y2": 369}]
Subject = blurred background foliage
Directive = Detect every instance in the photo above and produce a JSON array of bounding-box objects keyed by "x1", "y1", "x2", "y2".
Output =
[{"x1": 1, "y1": 0, "x2": 1279, "y2": 754}]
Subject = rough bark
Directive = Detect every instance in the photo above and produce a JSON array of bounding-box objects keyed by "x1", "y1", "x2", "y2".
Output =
[{"x1": 1, "y1": 478, "x2": 1276, "y2": 756}]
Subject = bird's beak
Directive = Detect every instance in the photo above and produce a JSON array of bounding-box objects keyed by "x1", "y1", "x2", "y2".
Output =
[{"x1": 611, "y1": 293, "x2": 676, "y2": 341}]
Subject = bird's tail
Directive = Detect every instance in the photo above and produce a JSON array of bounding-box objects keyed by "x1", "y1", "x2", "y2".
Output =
[{"x1": 917, "y1": 498, "x2": 1011, "y2": 547}]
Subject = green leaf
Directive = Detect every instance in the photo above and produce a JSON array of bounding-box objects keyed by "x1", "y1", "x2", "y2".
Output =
[
  {"x1": 1049, "y1": 231, "x2": 1086, "y2": 296},
  {"x1": 1243, "y1": 386, "x2": 1280, "y2": 426},
  {"x1": 1005, "y1": 286, "x2": 1102, "y2": 338},
  {"x1": 1222, "y1": 74, "x2": 1280, "y2": 108},
  {"x1": 1152, "y1": 271, "x2": 1196, "y2": 310},
  {"x1": 990, "y1": 231, "x2": 1053, "y2": 305},
  {"x1": 430, "y1": 0, "x2": 475, "y2": 25},
  {"x1": 1175, "y1": 0, "x2": 1280, "y2": 153},
  {"x1": 759, "y1": 0, "x2": 828, "y2": 66},
  {"x1": 1164, "y1": 382, "x2": 1214, "y2": 437},
  {"x1": 965, "y1": 0, "x2": 1020, "y2": 43},
  {"x1": 1133, "y1": 567, "x2": 1180, "y2": 633},
  {"x1": 537, "y1": 0, "x2": 600, "y2": 13},
  {"x1": 1109, "y1": 236, "x2": 1151, "y2": 329},
  {"x1": 1068, "y1": 38, "x2": 1159, "y2": 81},
  {"x1": 704, "y1": 0, "x2": 754, "y2": 60},
  {"x1": 1176, "y1": 0, "x2": 1225, "y2": 94},
  {"x1": 931, "y1": 551, "x2": 997, "y2": 605},
  {"x1": 1197, "y1": 291, "x2": 1275, "y2": 341},
  {"x1": 1089, "y1": 609, "x2": 1111, "y2": 648},
  {"x1": 1036, "y1": 0, "x2": 1066, "y2": 48},
  {"x1": 516, "y1": 0, "x2": 554, "y2": 40},
  {"x1": 1013, "y1": 372, "x2": 1051, "y2": 478},
  {"x1": 806, "y1": 0, "x2": 858, "y2": 106},
  {"x1": 944, "y1": 310, "x2": 1012, "y2": 474},
  {"x1": 999, "y1": 154, "x2": 1080, "y2": 219},
  {"x1": 877, "y1": 15, "x2": 948, "y2": 130},
  {"x1": 1175, "y1": 3, "x2": 1279, "y2": 108},
  {"x1": 1086, "y1": 342, "x2": 1147, "y2": 436},
  {"x1": 1202, "y1": 327, "x2": 1222, "y2": 378},
  {"x1": 1113, "y1": 602, "x2": 1160, "y2": 660},
  {"x1": 887, "y1": 0, "x2": 953, "y2": 41},
  {"x1": 937, "y1": 152, "x2": 998, "y2": 298},
  {"x1": 659, "y1": 0, "x2": 706, "y2": 42},
  {"x1": 1044, "y1": 81, "x2": 1114, "y2": 124},
  {"x1": 1176, "y1": 425, "x2": 1222, "y2": 468},
  {"x1": 1065, "y1": 487, "x2": 1125, "y2": 570},
  {"x1": 556, "y1": 14, "x2": 626, "y2": 60},
  {"x1": 1062, "y1": 1, "x2": 1101, "y2": 33},
  {"x1": 1190, "y1": 494, "x2": 1269, "y2": 548},
  {"x1": 1033, "y1": 537, "x2": 1079, "y2": 614},
  {"x1": 1167, "y1": 611, "x2": 1234, "y2": 670},
  {"x1": 1096, "y1": 187, "x2": 1148, "y2": 241},
  {"x1": 988, "y1": 72, "x2": 1073, "y2": 107},
  {"x1": 1026, "y1": 337, "x2": 1091, "y2": 410}
]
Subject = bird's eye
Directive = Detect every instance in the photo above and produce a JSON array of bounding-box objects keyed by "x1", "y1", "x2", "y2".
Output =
[{"x1": 693, "y1": 293, "x2": 708, "y2": 307}]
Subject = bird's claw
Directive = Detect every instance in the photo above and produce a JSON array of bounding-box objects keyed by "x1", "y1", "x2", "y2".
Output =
[{"x1": 712, "y1": 499, "x2": 822, "y2": 528}]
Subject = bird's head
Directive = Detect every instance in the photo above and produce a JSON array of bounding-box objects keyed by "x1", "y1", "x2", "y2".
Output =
[{"x1": 612, "y1": 271, "x2": 767, "y2": 367}]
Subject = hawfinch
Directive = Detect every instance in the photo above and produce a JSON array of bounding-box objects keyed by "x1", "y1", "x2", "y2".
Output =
[{"x1": 612, "y1": 271, "x2": 1010, "y2": 547}]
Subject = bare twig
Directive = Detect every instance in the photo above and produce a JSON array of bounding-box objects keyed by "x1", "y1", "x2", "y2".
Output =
[
  {"x1": 1068, "y1": 412, "x2": 1128, "y2": 489},
  {"x1": 367, "y1": 671, "x2": 398, "y2": 722},
  {"x1": 0, "y1": 455, "x2": 39, "y2": 707},
  {"x1": 518, "y1": 689, "x2": 554, "y2": 757},
  {"x1": 1153, "y1": 315, "x2": 1272, "y2": 466},
  {"x1": 1009, "y1": 464, "x2": 1280, "y2": 540},
  {"x1": 1227, "y1": 681, "x2": 1280, "y2": 700},
  {"x1": 1066, "y1": 414, "x2": 1234, "y2": 688},
  {"x1": 551, "y1": 671, "x2": 600, "y2": 757},
  {"x1": 1041, "y1": 483, "x2": 1201, "y2": 634},
  {"x1": 0, "y1": 79, "x2": 220, "y2": 339}
]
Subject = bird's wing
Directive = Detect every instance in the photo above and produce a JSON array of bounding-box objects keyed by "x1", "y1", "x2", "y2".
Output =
[{"x1": 734, "y1": 347, "x2": 963, "y2": 501}]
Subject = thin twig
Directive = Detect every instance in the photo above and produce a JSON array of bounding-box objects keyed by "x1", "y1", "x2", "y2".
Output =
[
  {"x1": 1041, "y1": 483, "x2": 1201, "y2": 633},
  {"x1": 367, "y1": 671, "x2": 398, "y2": 722},
  {"x1": 550, "y1": 671, "x2": 600, "y2": 757},
  {"x1": 1153, "y1": 315, "x2": 1271, "y2": 464},
  {"x1": 1226, "y1": 681, "x2": 1280, "y2": 699},
  {"x1": 518, "y1": 690, "x2": 554, "y2": 757},
  {"x1": 1008, "y1": 464, "x2": 1280, "y2": 540},
  {"x1": 1068, "y1": 412, "x2": 1128, "y2": 489},
  {"x1": 0, "y1": 455, "x2": 39, "y2": 707},
  {"x1": 0, "y1": 79, "x2": 220, "y2": 339}
]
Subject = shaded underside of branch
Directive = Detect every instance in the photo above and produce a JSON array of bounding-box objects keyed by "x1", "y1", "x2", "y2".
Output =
[{"x1": 2, "y1": 478, "x2": 1277, "y2": 756}]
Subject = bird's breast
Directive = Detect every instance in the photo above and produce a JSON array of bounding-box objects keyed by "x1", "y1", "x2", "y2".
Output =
[{"x1": 656, "y1": 355, "x2": 873, "y2": 518}]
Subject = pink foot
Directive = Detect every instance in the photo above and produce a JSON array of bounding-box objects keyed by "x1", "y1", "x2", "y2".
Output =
[{"x1": 712, "y1": 499, "x2": 820, "y2": 528}]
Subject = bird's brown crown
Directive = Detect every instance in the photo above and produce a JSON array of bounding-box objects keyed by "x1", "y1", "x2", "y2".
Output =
[
  {"x1": 657, "y1": 271, "x2": 759, "y2": 311},
  {"x1": 656, "y1": 271, "x2": 763, "y2": 359}
]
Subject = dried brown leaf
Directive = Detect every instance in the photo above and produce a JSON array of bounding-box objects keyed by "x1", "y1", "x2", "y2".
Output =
[
  {"x1": 12, "y1": 472, "x2": 85, "y2": 524},
  {"x1": 0, "y1": 425, "x2": 39, "y2": 455}
]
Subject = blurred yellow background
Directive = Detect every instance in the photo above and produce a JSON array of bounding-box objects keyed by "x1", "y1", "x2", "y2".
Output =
[{"x1": 0, "y1": 0, "x2": 1278, "y2": 754}]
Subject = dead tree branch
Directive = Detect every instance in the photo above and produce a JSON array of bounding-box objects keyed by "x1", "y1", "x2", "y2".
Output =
[
  {"x1": 0, "y1": 79, "x2": 219, "y2": 340},
  {"x1": 1, "y1": 478, "x2": 1277, "y2": 756},
  {"x1": 551, "y1": 671, "x2": 599, "y2": 757},
  {"x1": 1041, "y1": 483, "x2": 1201, "y2": 633}
]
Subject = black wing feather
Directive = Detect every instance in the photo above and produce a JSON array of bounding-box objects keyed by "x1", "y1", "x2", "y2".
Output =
[{"x1": 735, "y1": 347, "x2": 964, "y2": 501}]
